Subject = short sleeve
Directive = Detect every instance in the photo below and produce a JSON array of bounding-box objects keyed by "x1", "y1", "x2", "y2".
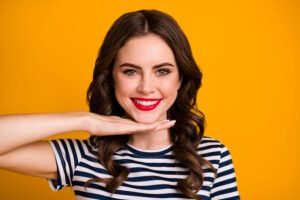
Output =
[
  {"x1": 210, "y1": 144, "x2": 240, "y2": 200},
  {"x1": 47, "y1": 139, "x2": 88, "y2": 191}
]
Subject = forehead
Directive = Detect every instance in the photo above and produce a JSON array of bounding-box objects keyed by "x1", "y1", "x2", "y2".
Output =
[{"x1": 114, "y1": 34, "x2": 176, "y2": 67}]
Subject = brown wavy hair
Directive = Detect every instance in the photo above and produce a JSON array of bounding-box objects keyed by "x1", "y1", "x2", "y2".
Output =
[{"x1": 86, "y1": 9, "x2": 216, "y2": 199}]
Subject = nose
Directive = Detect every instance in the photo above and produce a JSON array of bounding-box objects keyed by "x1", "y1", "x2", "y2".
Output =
[{"x1": 137, "y1": 75, "x2": 155, "y2": 95}]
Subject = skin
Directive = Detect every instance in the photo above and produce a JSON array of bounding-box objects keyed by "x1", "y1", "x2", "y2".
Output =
[
  {"x1": 112, "y1": 33, "x2": 181, "y2": 149},
  {"x1": 0, "y1": 35, "x2": 179, "y2": 181}
]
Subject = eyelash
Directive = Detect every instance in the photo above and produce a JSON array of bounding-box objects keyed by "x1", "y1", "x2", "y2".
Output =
[
  {"x1": 122, "y1": 69, "x2": 137, "y2": 76},
  {"x1": 157, "y1": 69, "x2": 171, "y2": 76},
  {"x1": 122, "y1": 69, "x2": 171, "y2": 76}
]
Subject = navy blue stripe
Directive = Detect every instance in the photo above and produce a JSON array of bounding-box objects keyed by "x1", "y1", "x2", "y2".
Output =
[
  {"x1": 211, "y1": 186, "x2": 239, "y2": 198},
  {"x1": 127, "y1": 175, "x2": 180, "y2": 182},
  {"x1": 79, "y1": 182, "x2": 187, "y2": 199},
  {"x1": 52, "y1": 140, "x2": 71, "y2": 186},
  {"x1": 221, "y1": 148, "x2": 230, "y2": 157},
  {"x1": 116, "y1": 189, "x2": 186, "y2": 198},
  {"x1": 75, "y1": 139, "x2": 85, "y2": 158},
  {"x1": 213, "y1": 177, "x2": 237, "y2": 188},
  {"x1": 76, "y1": 171, "x2": 100, "y2": 179},
  {"x1": 76, "y1": 182, "x2": 211, "y2": 199},
  {"x1": 198, "y1": 144, "x2": 221, "y2": 151},
  {"x1": 124, "y1": 144, "x2": 173, "y2": 158},
  {"x1": 217, "y1": 168, "x2": 235, "y2": 178},
  {"x1": 75, "y1": 190, "x2": 119, "y2": 200},
  {"x1": 122, "y1": 182, "x2": 177, "y2": 190},
  {"x1": 208, "y1": 159, "x2": 221, "y2": 165},
  {"x1": 116, "y1": 159, "x2": 182, "y2": 167},
  {"x1": 61, "y1": 140, "x2": 73, "y2": 178},
  {"x1": 78, "y1": 162, "x2": 109, "y2": 175},
  {"x1": 115, "y1": 152, "x2": 176, "y2": 160},
  {"x1": 129, "y1": 167, "x2": 188, "y2": 175},
  {"x1": 84, "y1": 154, "x2": 99, "y2": 162},
  {"x1": 68, "y1": 139, "x2": 78, "y2": 166},
  {"x1": 74, "y1": 180, "x2": 176, "y2": 190},
  {"x1": 48, "y1": 137, "x2": 239, "y2": 199},
  {"x1": 220, "y1": 158, "x2": 233, "y2": 168},
  {"x1": 200, "y1": 151, "x2": 221, "y2": 157}
]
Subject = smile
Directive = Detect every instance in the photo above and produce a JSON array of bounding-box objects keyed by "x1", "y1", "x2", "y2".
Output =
[{"x1": 131, "y1": 98, "x2": 162, "y2": 111}]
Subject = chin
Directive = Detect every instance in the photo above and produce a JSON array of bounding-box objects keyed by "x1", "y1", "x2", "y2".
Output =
[{"x1": 131, "y1": 114, "x2": 162, "y2": 124}]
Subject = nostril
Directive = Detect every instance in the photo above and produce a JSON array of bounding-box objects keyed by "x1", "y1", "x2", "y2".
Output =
[{"x1": 137, "y1": 82, "x2": 155, "y2": 94}]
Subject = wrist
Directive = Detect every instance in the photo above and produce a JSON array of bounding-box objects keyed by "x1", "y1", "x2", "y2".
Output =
[{"x1": 73, "y1": 111, "x2": 92, "y2": 133}]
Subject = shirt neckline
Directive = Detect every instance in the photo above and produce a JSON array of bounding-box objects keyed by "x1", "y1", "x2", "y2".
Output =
[{"x1": 124, "y1": 143, "x2": 173, "y2": 158}]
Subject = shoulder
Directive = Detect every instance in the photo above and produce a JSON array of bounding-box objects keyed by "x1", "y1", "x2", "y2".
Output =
[
  {"x1": 201, "y1": 136, "x2": 240, "y2": 199},
  {"x1": 198, "y1": 135, "x2": 225, "y2": 152},
  {"x1": 197, "y1": 136, "x2": 232, "y2": 167}
]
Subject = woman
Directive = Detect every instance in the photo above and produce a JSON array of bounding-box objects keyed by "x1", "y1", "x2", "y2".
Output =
[{"x1": 0, "y1": 9, "x2": 239, "y2": 200}]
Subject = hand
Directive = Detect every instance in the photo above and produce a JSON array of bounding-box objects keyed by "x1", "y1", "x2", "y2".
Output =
[{"x1": 86, "y1": 112, "x2": 176, "y2": 136}]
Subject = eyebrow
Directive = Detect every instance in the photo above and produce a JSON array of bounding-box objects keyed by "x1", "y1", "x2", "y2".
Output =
[{"x1": 118, "y1": 62, "x2": 175, "y2": 69}]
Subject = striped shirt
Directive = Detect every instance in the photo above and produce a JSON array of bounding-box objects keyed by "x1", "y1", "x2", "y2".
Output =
[{"x1": 47, "y1": 136, "x2": 240, "y2": 200}]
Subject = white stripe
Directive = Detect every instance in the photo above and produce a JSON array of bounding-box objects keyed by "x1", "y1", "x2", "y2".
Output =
[
  {"x1": 213, "y1": 172, "x2": 236, "y2": 184},
  {"x1": 220, "y1": 154, "x2": 232, "y2": 163},
  {"x1": 218, "y1": 163, "x2": 233, "y2": 173},
  {"x1": 200, "y1": 155, "x2": 220, "y2": 161},
  {"x1": 57, "y1": 140, "x2": 70, "y2": 186},
  {"x1": 211, "y1": 182, "x2": 237, "y2": 193},
  {"x1": 199, "y1": 147, "x2": 221, "y2": 154},
  {"x1": 113, "y1": 154, "x2": 179, "y2": 164},
  {"x1": 80, "y1": 140, "x2": 90, "y2": 156},
  {"x1": 75, "y1": 165, "x2": 112, "y2": 179},
  {"x1": 74, "y1": 185, "x2": 191, "y2": 200},
  {"x1": 197, "y1": 189, "x2": 211, "y2": 197},
  {"x1": 122, "y1": 162, "x2": 188, "y2": 171},
  {"x1": 80, "y1": 158, "x2": 107, "y2": 171},
  {"x1": 74, "y1": 175, "x2": 213, "y2": 189},
  {"x1": 65, "y1": 140, "x2": 75, "y2": 183},
  {"x1": 199, "y1": 142, "x2": 220, "y2": 148},
  {"x1": 47, "y1": 137, "x2": 239, "y2": 199},
  {"x1": 47, "y1": 141, "x2": 61, "y2": 191},
  {"x1": 73, "y1": 140, "x2": 83, "y2": 165},
  {"x1": 128, "y1": 171, "x2": 187, "y2": 179},
  {"x1": 118, "y1": 185, "x2": 178, "y2": 194}
]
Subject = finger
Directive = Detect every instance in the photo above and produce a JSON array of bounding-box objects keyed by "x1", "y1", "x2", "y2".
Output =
[
  {"x1": 152, "y1": 120, "x2": 176, "y2": 131},
  {"x1": 127, "y1": 123, "x2": 158, "y2": 133},
  {"x1": 108, "y1": 116, "x2": 123, "y2": 120},
  {"x1": 111, "y1": 119, "x2": 175, "y2": 135},
  {"x1": 117, "y1": 121, "x2": 158, "y2": 134},
  {"x1": 125, "y1": 120, "x2": 175, "y2": 134}
]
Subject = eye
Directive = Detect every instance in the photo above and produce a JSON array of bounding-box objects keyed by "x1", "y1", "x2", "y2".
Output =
[
  {"x1": 157, "y1": 68, "x2": 171, "y2": 76},
  {"x1": 122, "y1": 69, "x2": 138, "y2": 76}
]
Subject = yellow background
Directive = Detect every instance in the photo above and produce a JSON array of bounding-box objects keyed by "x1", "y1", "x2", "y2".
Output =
[{"x1": 0, "y1": 0, "x2": 299, "y2": 199}]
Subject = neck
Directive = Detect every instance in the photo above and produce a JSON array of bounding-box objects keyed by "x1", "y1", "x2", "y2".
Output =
[{"x1": 129, "y1": 129, "x2": 171, "y2": 150}]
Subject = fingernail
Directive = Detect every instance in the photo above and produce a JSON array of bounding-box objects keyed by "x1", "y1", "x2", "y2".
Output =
[{"x1": 163, "y1": 119, "x2": 171, "y2": 122}]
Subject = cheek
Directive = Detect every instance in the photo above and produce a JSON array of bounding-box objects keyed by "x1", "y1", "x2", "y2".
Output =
[
  {"x1": 114, "y1": 77, "x2": 136, "y2": 98},
  {"x1": 160, "y1": 79, "x2": 180, "y2": 99}
]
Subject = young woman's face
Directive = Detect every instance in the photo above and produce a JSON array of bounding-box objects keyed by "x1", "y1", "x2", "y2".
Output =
[{"x1": 112, "y1": 34, "x2": 181, "y2": 123}]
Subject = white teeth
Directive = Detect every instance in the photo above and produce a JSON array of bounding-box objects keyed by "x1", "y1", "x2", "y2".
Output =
[{"x1": 134, "y1": 100, "x2": 159, "y2": 106}]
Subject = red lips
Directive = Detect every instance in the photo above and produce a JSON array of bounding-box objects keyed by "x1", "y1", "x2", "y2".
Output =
[{"x1": 131, "y1": 98, "x2": 162, "y2": 111}]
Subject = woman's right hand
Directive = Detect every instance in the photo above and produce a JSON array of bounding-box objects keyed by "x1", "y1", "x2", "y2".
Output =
[
  {"x1": 85, "y1": 112, "x2": 176, "y2": 136},
  {"x1": 0, "y1": 111, "x2": 175, "y2": 180},
  {"x1": 0, "y1": 111, "x2": 175, "y2": 156}
]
